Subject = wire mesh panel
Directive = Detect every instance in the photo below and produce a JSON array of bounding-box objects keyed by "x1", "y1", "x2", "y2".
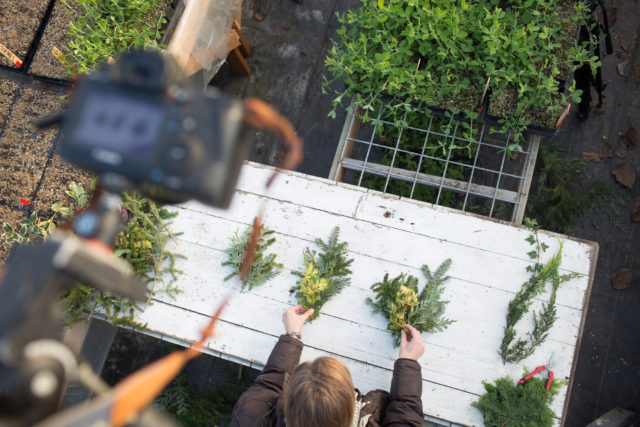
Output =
[{"x1": 329, "y1": 102, "x2": 540, "y2": 223}]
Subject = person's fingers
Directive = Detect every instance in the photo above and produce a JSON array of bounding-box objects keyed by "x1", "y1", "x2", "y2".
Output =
[
  {"x1": 303, "y1": 308, "x2": 314, "y2": 320},
  {"x1": 404, "y1": 324, "x2": 419, "y2": 337},
  {"x1": 291, "y1": 305, "x2": 303, "y2": 312},
  {"x1": 400, "y1": 328, "x2": 407, "y2": 345}
]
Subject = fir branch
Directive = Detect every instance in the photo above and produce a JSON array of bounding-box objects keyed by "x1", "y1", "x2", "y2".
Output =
[
  {"x1": 222, "y1": 221, "x2": 283, "y2": 292},
  {"x1": 367, "y1": 259, "x2": 454, "y2": 347},
  {"x1": 292, "y1": 227, "x2": 353, "y2": 321},
  {"x1": 473, "y1": 372, "x2": 566, "y2": 427},
  {"x1": 499, "y1": 220, "x2": 578, "y2": 364}
]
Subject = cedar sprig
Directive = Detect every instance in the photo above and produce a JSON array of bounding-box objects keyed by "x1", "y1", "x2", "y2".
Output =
[
  {"x1": 367, "y1": 259, "x2": 454, "y2": 347},
  {"x1": 292, "y1": 227, "x2": 353, "y2": 321},
  {"x1": 499, "y1": 218, "x2": 578, "y2": 363},
  {"x1": 472, "y1": 371, "x2": 565, "y2": 427},
  {"x1": 222, "y1": 222, "x2": 283, "y2": 292}
]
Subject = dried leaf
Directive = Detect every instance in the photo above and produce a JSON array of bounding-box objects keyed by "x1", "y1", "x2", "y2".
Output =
[
  {"x1": 632, "y1": 200, "x2": 640, "y2": 222},
  {"x1": 616, "y1": 140, "x2": 629, "y2": 158},
  {"x1": 620, "y1": 123, "x2": 639, "y2": 150},
  {"x1": 253, "y1": 12, "x2": 265, "y2": 21},
  {"x1": 599, "y1": 142, "x2": 613, "y2": 160},
  {"x1": 617, "y1": 61, "x2": 629, "y2": 77},
  {"x1": 612, "y1": 163, "x2": 636, "y2": 189},
  {"x1": 611, "y1": 268, "x2": 632, "y2": 290},
  {"x1": 581, "y1": 152, "x2": 601, "y2": 162},
  {"x1": 619, "y1": 39, "x2": 630, "y2": 53}
]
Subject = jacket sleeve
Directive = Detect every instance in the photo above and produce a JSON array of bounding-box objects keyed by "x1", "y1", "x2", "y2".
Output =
[
  {"x1": 382, "y1": 358, "x2": 424, "y2": 427},
  {"x1": 230, "y1": 335, "x2": 304, "y2": 426}
]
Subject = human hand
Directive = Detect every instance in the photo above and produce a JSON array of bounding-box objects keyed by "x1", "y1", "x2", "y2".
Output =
[
  {"x1": 282, "y1": 305, "x2": 314, "y2": 337},
  {"x1": 399, "y1": 324, "x2": 425, "y2": 361}
]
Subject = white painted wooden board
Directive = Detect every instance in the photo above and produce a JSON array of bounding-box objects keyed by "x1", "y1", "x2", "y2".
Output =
[{"x1": 134, "y1": 162, "x2": 597, "y2": 427}]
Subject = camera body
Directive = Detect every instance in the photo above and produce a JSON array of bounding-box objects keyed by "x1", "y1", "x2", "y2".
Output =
[{"x1": 60, "y1": 50, "x2": 252, "y2": 207}]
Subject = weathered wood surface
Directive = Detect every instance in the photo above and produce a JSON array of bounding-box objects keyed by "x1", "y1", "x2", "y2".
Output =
[{"x1": 135, "y1": 161, "x2": 597, "y2": 426}]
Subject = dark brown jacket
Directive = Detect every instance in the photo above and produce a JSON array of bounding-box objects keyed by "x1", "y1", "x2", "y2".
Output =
[{"x1": 230, "y1": 335, "x2": 423, "y2": 426}]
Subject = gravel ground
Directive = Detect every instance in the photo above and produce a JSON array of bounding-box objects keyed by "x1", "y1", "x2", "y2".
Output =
[
  {"x1": 33, "y1": 152, "x2": 94, "y2": 216},
  {"x1": 0, "y1": 80, "x2": 20, "y2": 128},
  {"x1": 0, "y1": 0, "x2": 50, "y2": 68},
  {"x1": 0, "y1": 87, "x2": 63, "y2": 207},
  {"x1": 29, "y1": 0, "x2": 78, "y2": 80}
]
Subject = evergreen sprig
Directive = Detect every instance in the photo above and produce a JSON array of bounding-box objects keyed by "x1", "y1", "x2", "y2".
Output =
[
  {"x1": 222, "y1": 222, "x2": 283, "y2": 292},
  {"x1": 292, "y1": 227, "x2": 354, "y2": 321},
  {"x1": 1, "y1": 183, "x2": 183, "y2": 328},
  {"x1": 472, "y1": 372, "x2": 565, "y2": 427},
  {"x1": 367, "y1": 259, "x2": 454, "y2": 347},
  {"x1": 499, "y1": 219, "x2": 577, "y2": 363}
]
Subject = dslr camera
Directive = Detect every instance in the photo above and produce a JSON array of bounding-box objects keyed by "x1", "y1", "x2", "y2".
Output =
[{"x1": 60, "y1": 50, "x2": 253, "y2": 207}]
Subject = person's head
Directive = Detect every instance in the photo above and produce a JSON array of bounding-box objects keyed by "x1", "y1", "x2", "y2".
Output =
[{"x1": 284, "y1": 357, "x2": 355, "y2": 427}]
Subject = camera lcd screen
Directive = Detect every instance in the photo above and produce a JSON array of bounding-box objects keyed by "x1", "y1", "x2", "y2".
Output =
[{"x1": 72, "y1": 91, "x2": 164, "y2": 161}]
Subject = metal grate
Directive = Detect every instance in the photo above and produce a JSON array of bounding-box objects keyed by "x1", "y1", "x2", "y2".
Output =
[{"x1": 329, "y1": 101, "x2": 541, "y2": 223}]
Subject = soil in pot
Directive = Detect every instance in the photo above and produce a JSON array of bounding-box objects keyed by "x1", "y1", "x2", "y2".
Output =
[
  {"x1": 0, "y1": 86, "x2": 64, "y2": 207},
  {"x1": 0, "y1": 0, "x2": 51, "y2": 69}
]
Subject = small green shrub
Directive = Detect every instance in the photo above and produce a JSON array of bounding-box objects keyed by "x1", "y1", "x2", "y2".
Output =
[
  {"x1": 526, "y1": 143, "x2": 628, "y2": 234},
  {"x1": 62, "y1": 0, "x2": 167, "y2": 75},
  {"x1": 2, "y1": 183, "x2": 183, "y2": 327}
]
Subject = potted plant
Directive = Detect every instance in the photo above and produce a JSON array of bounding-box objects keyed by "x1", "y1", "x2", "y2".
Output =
[
  {"x1": 325, "y1": 0, "x2": 598, "y2": 147},
  {"x1": 29, "y1": 0, "x2": 174, "y2": 80}
]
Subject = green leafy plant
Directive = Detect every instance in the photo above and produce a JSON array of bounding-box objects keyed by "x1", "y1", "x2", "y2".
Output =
[
  {"x1": 61, "y1": 0, "x2": 167, "y2": 75},
  {"x1": 499, "y1": 219, "x2": 577, "y2": 363},
  {"x1": 154, "y1": 373, "x2": 242, "y2": 426},
  {"x1": 472, "y1": 371, "x2": 565, "y2": 427},
  {"x1": 367, "y1": 259, "x2": 454, "y2": 346},
  {"x1": 222, "y1": 222, "x2": 283, "y2": 291},
  {"x1": 526, "y1": 143, "x2": 629, "y2": 234},
  {"x1": 324, "y1": 0, "x2": 598, "y2": 150},
  {"x1": 292, "y1": 227, "x2": 354, "y2": 320},
  {"x1": 2, "y1": 183, "x2": 183, "y2": 327}
]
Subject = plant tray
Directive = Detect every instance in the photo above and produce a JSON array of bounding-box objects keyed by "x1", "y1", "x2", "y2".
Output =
[{"x1": 329, "y1": 100, "x2": 542, "y2": 224}]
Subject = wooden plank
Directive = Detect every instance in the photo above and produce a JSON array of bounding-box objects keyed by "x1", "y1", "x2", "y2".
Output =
[
  {"x1": 341, "y1": 157, "x2": 520, "y2": 203},
  {"x1": 512, "y1": 133, "x2": 541, "y2": 224}
]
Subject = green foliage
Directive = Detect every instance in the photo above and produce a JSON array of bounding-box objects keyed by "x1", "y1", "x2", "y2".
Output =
[
  {"x1": 62, "y1": 0, "x2": 167, "y2": 75},
  {"x1": 292, "y1": 227, "x2": 354, "y2": 320},
  {"x1": 367, "y1": 259, "x2": 454, "y2": 346},
  {"x1": 499, "y1": 219, "x2": 577, "y2": 363},
  {"x1": 154, "y1": 374, "x2": 238, "y2": 426},
  {"x1": 1, "y1": 183, "x2": 183, "y2": 328},
  {"x1": 472, "y1": 372, "x2": 565, "y2": 427},
  {"x1": 324, "y1": 0, "x2": 598, "y2": 149},
  {"x1": 526, "y1": 143, "x2": 629, "y2": 234},
  {"x1": 222, "y1": 222, "x2": 283, "y2": 291}
]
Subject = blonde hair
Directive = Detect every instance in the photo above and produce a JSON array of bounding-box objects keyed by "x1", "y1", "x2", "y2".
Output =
[{"x1": 284, "y1": 357, "x2": 355, "y2": 427}]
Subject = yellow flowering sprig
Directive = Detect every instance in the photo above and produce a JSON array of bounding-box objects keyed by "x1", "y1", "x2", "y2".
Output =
[
  {"x1": 367, "y1": 259, "x2": 454, "y2": 347},
  {"x1": 292, "y1": 227, "x2": 353, "y2": 321}
]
